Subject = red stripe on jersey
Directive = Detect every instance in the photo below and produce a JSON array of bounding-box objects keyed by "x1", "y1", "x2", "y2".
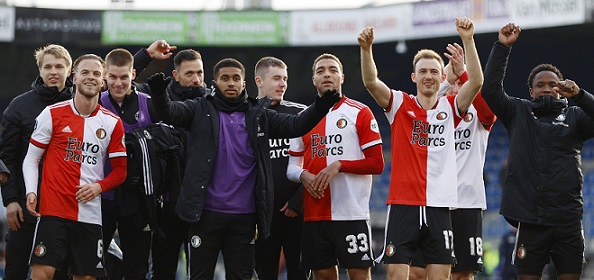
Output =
[
  {"x1": 387, "y1": 105, "x2": 428, "y2": 205},
  {"x1": 30, "y1": 138, "x2": 48, "y2": 149},
  {"x1": 356, "y1": 105, "x2": 381, "y2": 149},
  {"x1": 301, "y1": 115, "x2": 333, "y2": 220},
  {"x1": 385, "y1": 91, "x2": 458, "y2": 207},
  {"x1": 288, "y1": 150, "x2": 304, "y2": 157},
  {"x1": 31, "y1": 100, "x2": 126, "y2": 225},
  {"x1": 40, "y1": 104, "x2": 84, "y2": 221}
]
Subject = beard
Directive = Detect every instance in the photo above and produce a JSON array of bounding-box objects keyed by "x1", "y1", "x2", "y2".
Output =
[
  {"x1": 418, "y1": 86, "x2": 438, "y2": 97},
  {"x1": 77, "y1": 84, "x2": 101, "y2": 99}
]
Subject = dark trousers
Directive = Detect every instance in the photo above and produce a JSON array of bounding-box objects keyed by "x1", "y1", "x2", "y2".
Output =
[
  {"x1": 4, "y1": 202, "x2": 70, "y2": 280},
  {"x1": 102, "y1": 199, "x2": 151, "y2": 280},
  {"x1": 187, "y1": 210, "x2": 257, "y2": 280},
  {"x1": 151, "y1": 202, "x2": 188, "y2": 280},
  {"x1": 255, "y1": 210, "x2": 306, "y2": 280}
]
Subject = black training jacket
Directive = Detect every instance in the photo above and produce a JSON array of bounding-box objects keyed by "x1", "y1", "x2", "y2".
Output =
[
  {"x1": 268, "y1": 101, "x2": 307, "y2": 213},
  {"x1": 482, "y1": 41, "x2": 594, "y2": 227},
  {"x1": 0, "y1": 76, "x2": 73, "y2": 206},
  {"x1": 150, "y1": 90, "x2": 328, "y2": 239}
]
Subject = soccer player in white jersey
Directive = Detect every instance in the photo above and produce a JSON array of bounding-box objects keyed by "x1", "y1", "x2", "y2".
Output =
[
  {"x1": 358, "y1": 17, "x2": 483, "y2": 280},
  {"x1": 286, "y1": 53, "x2": 384, "y2": 280},
  {"x1": 23, "y1": 54, "x2": 127, "y2": 280},
  {"x1": 444, "y1": 45, "x2": 496, "y2": 280}
]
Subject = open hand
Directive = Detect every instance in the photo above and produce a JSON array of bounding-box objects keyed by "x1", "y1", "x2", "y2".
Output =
[
  {"x1": 147, "y1": 72, "x2": 171, "y2": 95},
  {"x1": 147, "y1": 40, "x2": 178, "y2": 60}
]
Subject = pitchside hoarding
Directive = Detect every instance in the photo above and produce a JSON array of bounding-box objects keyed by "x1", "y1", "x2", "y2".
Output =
[
  {"x1": 101, "y1": 10, "x2": 289, "y2": 46},
  {"x1": 14, "y1": 7, "x2": 101, "y2": 44}
]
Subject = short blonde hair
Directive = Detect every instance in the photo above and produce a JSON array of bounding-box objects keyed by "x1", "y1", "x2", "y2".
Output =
[
  {"x1": 34, "y1": 44, "x2": 72, "y2": 70},
  {"x1": 412, "y1": 49, "x2": 444, "y2": 74}
]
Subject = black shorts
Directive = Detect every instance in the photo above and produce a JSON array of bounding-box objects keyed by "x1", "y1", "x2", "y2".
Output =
[
  {"x1": 513, "y1": 221, "x2": 585, "y2": 276},
  {"x1": 30, "y1": 216, "x2": 106, "y2": 277},
  {"x1": 380, "y1": 205, "x2": 455, "y2": 265},
  {"x1": 451, "y1": 208, "x2": 483, "y2": 272},
  {"x1": 301, "y1": 220, "x2": 373, "y2": 270},
  {"x1": 410, "y1": 248, "x2": 426, "y2": 268}
]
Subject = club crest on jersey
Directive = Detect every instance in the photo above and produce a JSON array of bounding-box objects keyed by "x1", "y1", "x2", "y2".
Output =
[
  {"x1": 190, "y1": 235, "x2": 202, "y2": 248},
  {"x1": 517, "y1": 245, "x2": 527, "y2": 259},
  {"x1": 436, "y1": 112, "x2": 448, "y2": 120},
  {"x1": 555, "y1": 114, "x2": 566, "y2": 121},
  {"x1": 336, "y1": 118, "x2": 348, "y2": 129},
  {"x1": 96, "y1": 128, "x2": 107, "y2": 139},
  {"x1": 34, "y1": 243, "x2": 46, "y2": 257},
  {"x1": 463, "y1": 112, "x2": 474, "y2": 122},
  {"x1": 385, "y1": 243, "x2": 395, "y2": 257}
]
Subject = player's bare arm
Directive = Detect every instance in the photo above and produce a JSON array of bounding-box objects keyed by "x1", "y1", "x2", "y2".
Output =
[
  {"x1": 453, "y1": 17, "x2": 483, "y2": 114},
  {"x1": 359, "y1": 26, "x2": 392, "y2": 109}
]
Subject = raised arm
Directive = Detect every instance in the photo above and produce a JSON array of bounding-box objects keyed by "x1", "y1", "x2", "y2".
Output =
[
  {"x1": 437, "y1": 45, "x2": 465, "y2": 98},
  {"x1": 147, "y1": 72, "x2": 195, "y2": 127},
  {"x1": 443, "y1": 43, "x2": 496, "y2": 126},
  {"x1": 451, "y1": 17, "x2": 483, "y2": 114},
  {"x1": 481, "y1": 23, "x2": 521, "y2": 123},
  {"x1": 134, "y1": 39, "x2": 177, "y2": 77},
  {"x1": 358, "y1": 26, "x2": 392, "y2": 109}
]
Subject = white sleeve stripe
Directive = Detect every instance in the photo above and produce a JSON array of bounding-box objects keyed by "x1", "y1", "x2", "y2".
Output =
[
  {"x1": 109, "y1": 152, "x2": 127, "y2": 158},
  {"x1": 361, "y1": 140, "x2": 383, "y2": 150}
]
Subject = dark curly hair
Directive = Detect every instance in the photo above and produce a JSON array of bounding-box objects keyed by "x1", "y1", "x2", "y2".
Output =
[{"x1": 527, "y1": 64, "x2": 563, "y2": 88}]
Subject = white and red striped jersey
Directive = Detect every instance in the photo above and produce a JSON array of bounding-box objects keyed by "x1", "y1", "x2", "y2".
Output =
[
  {"x1": 28, "y1": 99, "x2": 126, "y2": 225},
  {"x1": 454, "y1": 103, "x2": 492, "y2": 209},
  {"x1": 385, "y1": 90, "x2": 461, "y2": 207},
  {"x1": 289, "y1": 97, "x2": 382, "y2": 221}
]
